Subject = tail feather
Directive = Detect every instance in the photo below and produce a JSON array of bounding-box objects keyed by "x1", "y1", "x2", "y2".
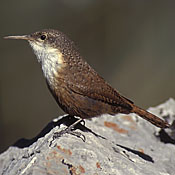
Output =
[{"x1": 132, "y1": 105, "x2": 170, "y2": 128}]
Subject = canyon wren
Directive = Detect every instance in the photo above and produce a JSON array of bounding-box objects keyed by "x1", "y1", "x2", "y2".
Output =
[{"x1": 4, "y1": 29, "x2": 169, "y2": 129}]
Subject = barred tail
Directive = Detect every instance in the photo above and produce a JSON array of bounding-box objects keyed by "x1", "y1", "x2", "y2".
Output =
[{"x1": 132, "y1": 105, "x2": 170, "y2": 128}]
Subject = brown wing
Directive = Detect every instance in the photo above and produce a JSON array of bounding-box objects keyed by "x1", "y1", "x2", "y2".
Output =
[{"x1": 63, "y1": 61, "x2": 133, "y2": 110}]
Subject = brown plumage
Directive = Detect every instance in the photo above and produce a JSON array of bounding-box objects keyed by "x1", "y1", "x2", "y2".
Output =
[{"x1": 4, "y1": 29, "x2": 170, "y2": 129}]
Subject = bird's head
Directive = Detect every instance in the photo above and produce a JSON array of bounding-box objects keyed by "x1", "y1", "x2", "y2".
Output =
[{"x1": 4, "y1": 29, "x2": 75, "y2": 65}]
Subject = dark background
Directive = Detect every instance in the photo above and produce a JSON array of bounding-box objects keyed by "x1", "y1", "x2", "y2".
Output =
[{"x1": 1, "y1": 0, "x2": 175, "y2": 153}]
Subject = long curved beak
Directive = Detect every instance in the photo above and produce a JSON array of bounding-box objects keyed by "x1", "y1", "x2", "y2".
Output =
[{"x1": 4, "y1": 35, "x2": 32, "y2": 41}]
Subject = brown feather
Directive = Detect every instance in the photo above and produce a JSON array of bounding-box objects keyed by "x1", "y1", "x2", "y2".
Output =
[{"x1": 5, "y1": 29, "x2": 169, "y2": 128}]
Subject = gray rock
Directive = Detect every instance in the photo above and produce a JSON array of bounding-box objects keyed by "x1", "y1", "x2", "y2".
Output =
[{"x1": 0, "y1": 99, "x2": 175, "y2": 175}]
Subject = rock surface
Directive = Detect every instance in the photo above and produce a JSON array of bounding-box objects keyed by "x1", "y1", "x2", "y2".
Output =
[{"x1": 0, "y1": 98, "x2": 175, "y2": 175}]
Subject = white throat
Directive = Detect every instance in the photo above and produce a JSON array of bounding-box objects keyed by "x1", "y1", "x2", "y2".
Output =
[{"x1": 29, "y1": 41, "x2": 64, "y2": 86}]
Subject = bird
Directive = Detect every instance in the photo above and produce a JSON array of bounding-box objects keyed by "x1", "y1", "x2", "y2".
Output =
[{"x1": 4, "y1": 29, "x2": 170, "y2": 129}]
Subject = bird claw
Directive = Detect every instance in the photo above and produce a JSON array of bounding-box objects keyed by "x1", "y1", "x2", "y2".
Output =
[
  {"x1": 52, "y1": 127, "x2": 86, "y2": 142},
  {"x1": 50, "y1": 119, "x2": 86, "y2": 146},
  {"x1": 67, "y1": 130, "x2": 86, "y2": 142}
]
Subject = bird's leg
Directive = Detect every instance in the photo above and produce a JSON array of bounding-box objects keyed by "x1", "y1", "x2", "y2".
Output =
[
  {"x1": 66, "y1": 118, "x2": 84, "y2": 131},
  {"x1": 53, "y1": 119, "x2": 86, "y2": 142}
]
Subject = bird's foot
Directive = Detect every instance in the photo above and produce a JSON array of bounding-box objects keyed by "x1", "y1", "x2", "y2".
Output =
[
  {"x1": 53, "y1": 128, "x2": 86, "y2": 142},
  {"x1": 51, "y1": 119, "x2": 86, "y2": 144}
]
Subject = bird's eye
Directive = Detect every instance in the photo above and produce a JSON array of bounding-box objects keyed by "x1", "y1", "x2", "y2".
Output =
[{"x1": 40, "y1": 34, "x2": 46, "y2": 40}]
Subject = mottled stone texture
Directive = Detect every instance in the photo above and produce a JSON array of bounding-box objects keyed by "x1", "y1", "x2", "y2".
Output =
[{"x1": 0, "y1": 99, "x2": 175, "y2": 175}]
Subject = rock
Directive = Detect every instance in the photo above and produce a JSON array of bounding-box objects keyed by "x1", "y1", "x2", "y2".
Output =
[{"x1": 0, "y1": 99, "x2": 175, "y2": 175}]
